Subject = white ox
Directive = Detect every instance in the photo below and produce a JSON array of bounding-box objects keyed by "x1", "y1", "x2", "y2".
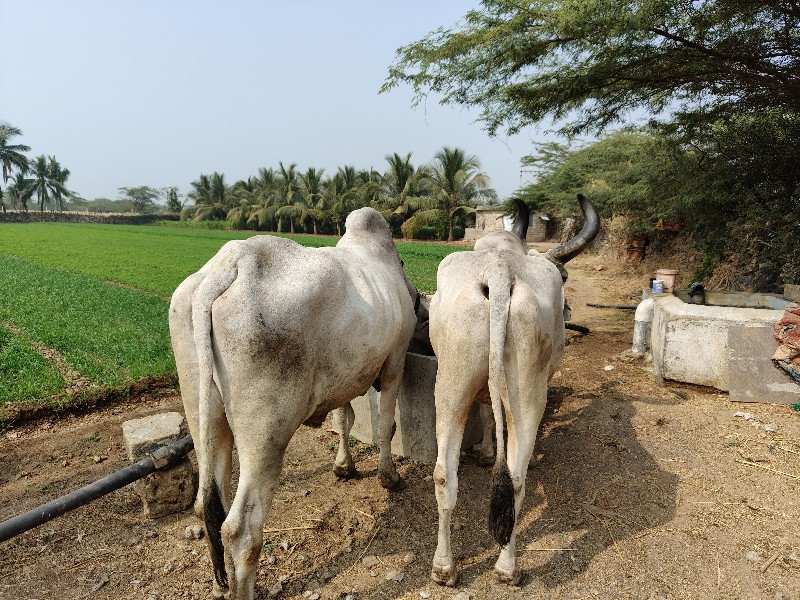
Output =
[
  {"x1": 169, "y1": 208, "x2": 417, "y2": 600},
  {"x1": 428, "y1": 196, "x2": 599, "y2": 586}
]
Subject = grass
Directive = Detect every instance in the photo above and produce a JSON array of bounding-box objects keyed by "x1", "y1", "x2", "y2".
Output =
[
  {"x1": 0, "y1": 222, "x2": 466, "y2": 413},
  {"x1": 0, "y1": 327, "x2": 65, "y2": 405},
  {"x1": 0, "y1": 255, "x2": 174, "y2": 390},
  {"x1": 0, "y1": 222, "x2": 463, "y2": 295}
]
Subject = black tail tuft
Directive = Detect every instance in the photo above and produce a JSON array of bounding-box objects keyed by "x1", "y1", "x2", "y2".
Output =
[
  {"x1": 204, "y1": 482, "x2": 228, "y2": 588},
  {"x1": 489, "y1": 463, "x2": 515, "y2": 547}
]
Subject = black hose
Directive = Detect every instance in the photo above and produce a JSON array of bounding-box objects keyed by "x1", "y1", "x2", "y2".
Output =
[
  {"x1": 0, "y1": 434, "x2": 194, "y2": 543},
  {"x1": 565, "y1": 323, "x2": 590, "y2": 334},
  {"x1": 586, "y1": 303, "x2": 638, "y2": 310}
]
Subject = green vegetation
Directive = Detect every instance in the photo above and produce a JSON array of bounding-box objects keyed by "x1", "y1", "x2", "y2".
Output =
[
  {"x1": 0, "y1": 255, "x2": 174, "y2": 390},
  {"x1": 0, "y1": 222, "x2": 462, "y2": 415},
  {"x1": 0, "y1": 327, "x2": 65, "y2": 404},
  {"x1": 382, "y1": 1, "x2": 799, "y2": 292}
]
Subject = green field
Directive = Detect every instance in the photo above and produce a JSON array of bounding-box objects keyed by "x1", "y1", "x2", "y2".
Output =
[{"x1": 0, "y1": 222, "x2": 464, "y2": 417}]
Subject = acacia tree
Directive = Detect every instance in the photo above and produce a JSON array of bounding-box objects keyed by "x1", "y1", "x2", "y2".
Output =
[
  {"x1": 383, "y1": 0, "x2": 800, "y2": 136},
  {"x1": 118, "y1": 185, "x2": 161, "y2": 213}
]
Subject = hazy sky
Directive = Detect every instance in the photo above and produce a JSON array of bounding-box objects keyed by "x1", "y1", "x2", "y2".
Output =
[{"x1": 2, "y1": 1, "x2": 562, "y2": 203}]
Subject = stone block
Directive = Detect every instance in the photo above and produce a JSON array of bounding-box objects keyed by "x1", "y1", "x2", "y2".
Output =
[
  {"x1": 785, "y1": 284, "x2": 800, "y2": 304},
  {"x1": 122, "y1": 412, "x2": 196, "y2": 519},
  {"x1": 650, "y1": 295, "x2": 786, "y2": 391},
  {"x1": 729, "y1": 325, "x2": 800, "y2": 404},
  {"x1": 349, "y1": 352, "x2": 483, "y2": 463}
]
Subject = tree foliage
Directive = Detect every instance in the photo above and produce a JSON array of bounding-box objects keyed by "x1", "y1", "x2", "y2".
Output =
[
  {"x1": 118, "y1": 186, "x2": 161, "y2": 213},
  {"x1": 382, "y1": 0, "x2": 800, "y2": 135}
]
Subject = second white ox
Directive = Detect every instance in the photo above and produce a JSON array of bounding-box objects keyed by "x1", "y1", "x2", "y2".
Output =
[
  {"x1": 428, "y1": 196, "x2": 599, "y2": 586},
  {"x1": 169, "y1": 208, "x2": 417, "y2": 600}
]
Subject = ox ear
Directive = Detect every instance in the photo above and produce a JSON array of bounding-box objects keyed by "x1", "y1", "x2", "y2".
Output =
[{"x1": 510, "y1": 198, "x2": 529, "y2": 242}]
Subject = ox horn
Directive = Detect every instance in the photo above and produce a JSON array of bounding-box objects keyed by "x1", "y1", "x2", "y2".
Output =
[
  {"x1": 545, "y1": 194, "x2": 600, "y2": 264},
  {"x1": 510, "y1": 198, "x2": 529, "y2": 241}
]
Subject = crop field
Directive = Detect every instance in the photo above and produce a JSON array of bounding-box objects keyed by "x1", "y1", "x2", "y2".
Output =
[{"x1": 0, "y1": 222, "x2": 464, "y2": 417}]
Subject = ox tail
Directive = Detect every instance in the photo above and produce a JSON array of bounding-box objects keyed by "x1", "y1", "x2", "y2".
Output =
[
  {"x1": 487, "y1": 265, "x2": 515, "y2": 547},
  {"x1": 191, "y1": 251, "x2": 239, "y2": 589}
]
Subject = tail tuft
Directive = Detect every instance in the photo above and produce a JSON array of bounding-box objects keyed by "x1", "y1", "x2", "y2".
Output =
[
  {"x1": 489, "y1": 463, "x2": 515, "y2": 546},
  {"x1": 204, "y1": 482, "x2": 228, "y2": 588}
]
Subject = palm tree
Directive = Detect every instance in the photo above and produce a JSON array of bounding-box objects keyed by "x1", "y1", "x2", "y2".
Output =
[
  {"x1": 376, "y1": 152, "x2": 431, "y2": 218},
  {"x1": 48, "y1": 156, "x2": 70, "y2": 211},
  {"x1": 299, "y1": 167, "x2": 326, "y2": 234},
  {"x1": 6, "y1": 172, "x2": 35, "y2": 211},
  {"x1": 0, "y1": 122, "x2": 31, "y2": 210},
  {"x1": 272, "y1": 162, "x2": 305, "y2": 233},
  {"x1": 30, "y1": 155, "x2": 57, "y2": 212},
  {"x1": 0, "y1": 122, "x2": 30, "y2": 186},
  {"x1": 189, "y1": 172, "x2": 227, "y2": 221},
  {"x1": 323, "y1": 171, "x2": 358, "y2": 236},
  {"x1": 427, "y1": 147, "x2": 496, "y2": 241}
]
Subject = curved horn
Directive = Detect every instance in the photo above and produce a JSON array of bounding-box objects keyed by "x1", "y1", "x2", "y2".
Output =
[
  {"x1": 511, "y1": 198, "x2": 529, "y2": 241},
  {"x1": 546, "y1": 194, "x2": 600, "y2": 264}
]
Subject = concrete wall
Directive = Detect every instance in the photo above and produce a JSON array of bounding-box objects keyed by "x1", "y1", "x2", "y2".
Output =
[
  {"x1": 650, "y1": 295, "x2": 786, "y2": 390},
  {"x1": 349, "y1": 352, "x2": 483, "y2": 462}
]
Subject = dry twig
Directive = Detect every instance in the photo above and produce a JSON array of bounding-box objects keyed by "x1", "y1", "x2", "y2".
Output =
[{"x1": 735, "y1": 459, "x2": 800, "y2": 481}]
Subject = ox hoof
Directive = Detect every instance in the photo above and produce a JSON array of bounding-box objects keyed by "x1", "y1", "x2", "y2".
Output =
[
  {"x1": 379, "y1": 472, "x2": 407, "y2": 491},
  {"x1": 477, "y1": 454, "x2": 496, "y2": 468},
  {"x1": 333, "y1": 465, "x2": 357, "y2": 479},
  {"x1": 431, "y1": 564, "x2": 459, "y2": 587},
  {"x1": 211, "y1": 583, "x2": 230, "y2": 599},
  {"x1": 493, "y1": 566, "x2": 521, "y2": 586}
]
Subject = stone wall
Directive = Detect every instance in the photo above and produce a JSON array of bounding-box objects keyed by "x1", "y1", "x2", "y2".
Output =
[{"x1": 0, "y1": 210, "x2": 179, "y2": 225}]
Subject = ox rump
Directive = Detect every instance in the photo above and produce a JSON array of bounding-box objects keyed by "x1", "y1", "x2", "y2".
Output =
[
  {"x1": 169, "y1": 207, "x2": 417, "y2": 600},
  {"x1": 347, "y1": 351, "x2": 484, "y2": 462}
]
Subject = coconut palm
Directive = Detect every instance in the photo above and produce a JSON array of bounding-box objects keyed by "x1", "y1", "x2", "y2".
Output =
[
  {"x1": 299, "y1": 167, "x2": 326, "y2": 234},
  {"x1": 227, "y1": 177, "x2": 260, "y2": 228},
  {"x1": 376, "y1": 152, "x2": 431, "y2": 218},
  {"x1": 272, "y1": 162, "x2": 305, "y2": 233},
  {"x1": 48, "y1": 156, "x2": 71, "y2": 211},
  {"x1": 323, "y1": 171, "x2": 359, "y2": 236},
  {"x1": 426, "y1": 146, "x2": 496, "y2": 241},
  {"x1": 190, "y1": 172, "x2": 228, "y2": 221},
  {"x1": 30, "y1": 155, "x2": 57, "y2": 212},
  {"x1": 0, "y1": 122, "x2": 30, "y2": 185}
]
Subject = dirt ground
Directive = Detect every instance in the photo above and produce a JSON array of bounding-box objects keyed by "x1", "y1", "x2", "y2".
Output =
[{"x1": 1, "y1": 255, "x2": 799, "y2": 600}]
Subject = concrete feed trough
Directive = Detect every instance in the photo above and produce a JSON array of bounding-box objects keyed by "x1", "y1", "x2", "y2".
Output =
[
  {"x1": 348, "y1": 352, "x2": 483, "y2": 463},
  {"x1": 650, "y1": 289, "x2": 798, "y2": 395}
]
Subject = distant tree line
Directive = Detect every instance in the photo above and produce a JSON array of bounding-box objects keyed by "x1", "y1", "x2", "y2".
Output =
[{"x1": 182, "y1": 147, "x2": 496, "y2": 242}]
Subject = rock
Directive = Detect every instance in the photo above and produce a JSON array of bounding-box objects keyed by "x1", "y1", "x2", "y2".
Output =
[
  {"x1": 91, "y1": 573, "x2": 109, "y2": 592},
  {"x1": 746, "y1": 550, "x2": 761, "y2": 562},
  {"x1": 403, "y1": 552, "x2": 416, "y2": 565},
  {"x1": 420, "y1": 592, "x2": 432, "y2": 599},
  {"x1": 162, "y1": 563, "x2": 173, "y2": 574},
  {"x1": 280, "y1": 540, "x2": 290, "y2": 552},
  {"x1": 266, "y1": 555, "x2": 277, "y2": 565},
  {"x1": 385, "y1": 570, "x2": 404, "y2": 582},
  {"x1": 267, "y1": 583, "x2": 282, "y2": 597},
  {"x1": 361, "y1": 555, "x2": 379, "y2": 568},
  {"x1": 93, "y1": 455, "x2": 105, "y2": 463},
  {"x1": 184, "y1": 524, "x2": 204, "y2": 540},
  {"x1": 453, "y1": 592, "x2": 471, "y2": 600},
  {"x1": 121, "y1": 413, "x2": 195, "y2": 519},
  {"x1": 300, "y1": 489, "x2": 310, "y2": 497}
]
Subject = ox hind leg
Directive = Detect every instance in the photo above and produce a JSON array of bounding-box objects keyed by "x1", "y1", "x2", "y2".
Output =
[
  {"x1": 375, "y1": 347, "x2": 408, "y2": 491},
  {"x1": 332, "y1": 402, "x2": 356, "y2": 478},
  {"x1": 492, "y1": 381, "x2": 548, "y2": 585},
  {"x1": 221, "y1": 395, "x2": 299, "y2": 600},
  {"x1": 431, "y1": 355, "x2": 487, "y2": 587},
  {"x1": 186, "y1": 381, "x2": 234, "y2": 599},
  {"x1": 478, "y1": 402, "x2": 496, "y2": 467}
]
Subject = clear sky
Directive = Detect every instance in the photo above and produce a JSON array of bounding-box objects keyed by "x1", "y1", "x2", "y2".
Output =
[{"x1": 1, "y1": 1, "x2": 560, "y2": 203}]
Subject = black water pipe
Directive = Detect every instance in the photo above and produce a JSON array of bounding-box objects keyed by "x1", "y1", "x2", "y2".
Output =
[
  {"x1": 565, "y1": 323, "x2": 591, "y2": 334},
  {"x1": 0, "y1": 434, "x2": 194, "y2": 543},
  {"x1": 586, "y1": 303, "x2": 639, "y2": 310}
]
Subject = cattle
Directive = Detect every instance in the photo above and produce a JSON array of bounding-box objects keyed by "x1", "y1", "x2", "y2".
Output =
[
  {"x1": 428, "y1": 195, "x2": 599, "y2": 586},
  {"x1": 169, "y1": 207, "x2": 417, "y2": 600}
]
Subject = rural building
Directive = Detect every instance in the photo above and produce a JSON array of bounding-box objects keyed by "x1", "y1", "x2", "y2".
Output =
[{"x1": 465, "y1": 204, "x2": 553, "y2": 242}]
